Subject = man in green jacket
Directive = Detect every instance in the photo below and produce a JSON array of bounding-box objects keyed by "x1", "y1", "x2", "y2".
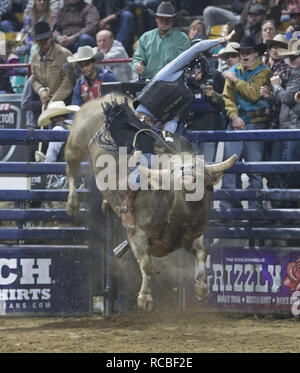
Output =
[{"x1": 132, "y1": 2, "x2": 190, "y2": 80}]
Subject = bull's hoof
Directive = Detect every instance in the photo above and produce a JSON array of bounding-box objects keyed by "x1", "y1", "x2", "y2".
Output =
[
  {"x1": 137, "y1": 293, "x2": 153, "y2": 312},
  {"x1": 66, "y1": 194, "x2": 80, "y2": 216},
  {"x1": 194, "y1": 282, "x2": 207, "y2": 299}
]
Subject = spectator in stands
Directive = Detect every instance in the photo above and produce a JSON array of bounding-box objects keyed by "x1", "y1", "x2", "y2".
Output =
[
  {"x1": 261, "y1": 19, "x2": 279, "y2": 62},
  {"x1": 52, "y1": 0, "x2": 99, "y2": 53},
  {"x1": 25, "y1": 0, "x2": 64, "y2": 13},
  {"x1": 218, "y1": 43, "x2": 241, "y2": 74},
  {"x1": 95, "y1": 0, "x2": 135, "y2": 57},
  {"x1": 19, "y1": 0, "x2": 56, "y2": 57},
  {"x1": 295, "y1": 90, "x2": 300, "y2": 102},
  {"x1": 260, "y1": 34, "x2": 291, "y2": 194},
  {"x1": 37, "y1": 101, "x2": 80, "y2": 163},
  {"x1": 0, "y1": 55, "x2": 13, "y2": 93},
  {"x1": 244, "y1": 3, "x2": 268, "y2": 44},
  {"x1": 21, "y1": 74, "x2": 44, "y2": 163},
  {"x1": 4, "y1": 40, "x2": 27, "y2": 76},
  {"x1": 21, "y1": 75, "x2": 42, "y2": 129},
  {"x1": 261, "y1": 19, "x2": 278, "y2": 42},
  {"x1": 269, "y1": 38, "x2": 300, "y2": 188},
  {"x1": 0, "y1": 0, "x2": 22, "y2": 32},
  {"x1": 132, "y1": 2, "x2": 190, "y2": 81},
  {"x1": 31, "y1": 21, "x2": 76, "y2": 108},
  {"x1": 95, "y1": 29, "x2": 134, "y2": 82},
  {"x1": 286, "y1": 6, "x2": 300, "y2": 39},
  {"x1": 202, "y1": 0, "x2": 248, "y2": 33},
  {"x1": 173, "y1": 0, "x2": 210, "y2": 16},
  {"x1": 188, "y1": 19, "x2": 206, "y2": 42},
  {"x1": 240, "y1": 0, "x2": 282, "y2": 27},
  {"x1": 219, "y1": 36, "x2": 272, "y2": 210},
  {"x1": 67, "y1": 45, "x2": 116, "y2": 106}
]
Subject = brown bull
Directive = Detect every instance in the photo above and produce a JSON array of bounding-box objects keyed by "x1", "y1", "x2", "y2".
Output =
[{"x1": 65, "y1": 95, "x2": 237, "y2": 311}]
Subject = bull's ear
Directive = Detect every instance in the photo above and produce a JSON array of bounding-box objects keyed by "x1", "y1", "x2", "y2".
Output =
[{"x1": 210, "y1": 172, "x2": 223, "y2": 186}]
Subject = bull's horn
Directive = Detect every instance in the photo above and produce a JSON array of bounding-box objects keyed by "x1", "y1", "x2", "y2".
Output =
[
  {"x1": 205, "y1": 154, "x2": 238, "y2": 172},
  {"x1": 137, "y1": 165, "x2": 169, "y2": 178}
]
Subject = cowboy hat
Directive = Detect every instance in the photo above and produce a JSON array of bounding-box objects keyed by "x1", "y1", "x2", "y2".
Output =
[
  {"x1": 277, "y1": 38, "x2": 300, "y2": 57},
  {"x1": 266, "y1": 34, "x2": 288, "y2": 49},
  {"x1": 67, "y1": 46, "x2": 104, "y2": 64},
  {"x1": 148, "y1": 1, "x2": 182, "y2": 18},
  {"x1": 33, "y1": 21, "x2": 52, "y2": 41},
  {"x1": 38, "y1": 101, "x2": 80, "y2": 127},
  {"x1": 248, "y1": 4, "x2": 267, "y2": 15},
  {"x1": 236, "y1": 36, "x2": 267, "y2": 56},
  {"x1": 218, "y1": 44, "x2": 240, "y2": 59}
]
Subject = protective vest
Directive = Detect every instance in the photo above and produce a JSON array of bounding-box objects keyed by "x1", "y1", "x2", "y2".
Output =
[
  {"x1": 135, "y1": 76, "x2": 194, "y2": 123},
  {"x1": 231, "y1": 64, "x2": 270, "y2": 123},
  {"x1": 80, "y1": 78, "x2": 103, "y2": 103}
]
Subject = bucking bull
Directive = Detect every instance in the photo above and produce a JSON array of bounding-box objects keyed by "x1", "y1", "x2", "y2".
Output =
[{"x1": 65, "y1": 95, "x2": 237, "y2": 311}]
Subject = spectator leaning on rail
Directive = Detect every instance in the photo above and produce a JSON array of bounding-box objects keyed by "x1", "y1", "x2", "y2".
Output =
[
  {"x1": 37, "y1": 101, "x2": 80, "y2": 163},
  {"x1": 31, "y1": 21, "x2": 76, "y2": 109},
  {"x1": 270, "y1": 38, "x2": 300, "y2": 189},
  {"x1": 259, "y1": 34, "x2": 291, "y2": 195},
  {"x1": 52, "y1": 0, "x2": 99, "y2": 53},
  {"x1": 68, "y1": 46, "x2": 116, "y2": 107},
  {"x1": 131, "y1": 2, "x2": 191, "y2": 81},
  {"x1": 219, "y1": 36, "x2": 272, "y2": 211},
  {"x1": 95, "y1": 29, "x2": 134, "y2": 82}
]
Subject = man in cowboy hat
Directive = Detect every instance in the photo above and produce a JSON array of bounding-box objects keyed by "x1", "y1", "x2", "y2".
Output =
[
  {"x1": 220, "y1": 35, "x2": 272, "y2": 210},
  {"x1": 31, "y1": 21, "x2": 76, "y2": 108},
  {"x1": 259, "y1": 34, "x2": 291, "y2": 196},
  {"x1": 265, "y1": 37, "x2": 300, "y2": 191},
  {"x1": 67, "y1": 45, "x2": 116, "y2": 106},
  {"x1": 218, "y1": 43, "x2": 241, "y2": 73},
  {"x1": 286, "y1": 6, "x2": 300, "y2": 41},
  {"x1": 132, "y1": 1, "x2": 190, "y2": 80},
  {"x1": 36, "y1": 101, "x2": 80, "y2": 163}
]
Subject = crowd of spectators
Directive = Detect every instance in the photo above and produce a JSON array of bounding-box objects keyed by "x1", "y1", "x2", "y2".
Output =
[{"x1": 0, "y1": 0, "x2": 299, "y2": 205}]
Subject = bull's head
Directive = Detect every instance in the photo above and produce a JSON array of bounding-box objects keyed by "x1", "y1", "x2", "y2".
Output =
[{"x1": 137, "y1": 153, "x2": 238, "y2": 202}]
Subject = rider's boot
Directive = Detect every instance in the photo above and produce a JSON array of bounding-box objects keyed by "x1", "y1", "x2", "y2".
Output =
[{"x1": 121, "y1": 189, "x2": 137, "y2": 229}]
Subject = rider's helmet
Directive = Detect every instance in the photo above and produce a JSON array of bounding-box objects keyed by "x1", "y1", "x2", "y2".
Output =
[{"x1": 184, "y1": 53, "x2": 209, "y2": 90}]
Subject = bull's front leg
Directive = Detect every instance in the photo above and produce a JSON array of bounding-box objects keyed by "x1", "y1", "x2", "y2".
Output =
[
  {"x1": 193, "y1": 235, "x2": 207, "y2": 298},
  {"x1": 65, "y1": 145, "x2": 84, "y2": 216},
  {"x1": 128, "y1": 229, "x2": 154, "y2": 312}
]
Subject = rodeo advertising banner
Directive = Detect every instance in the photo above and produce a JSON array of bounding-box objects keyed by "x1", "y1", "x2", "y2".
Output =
[{"x1": 207, "y1": 247, "x2": 300, "y2": 315}]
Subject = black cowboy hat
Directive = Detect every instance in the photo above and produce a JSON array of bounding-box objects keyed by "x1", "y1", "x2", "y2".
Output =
[
  {"x1": 248, "y1": 4, "x2": 267, "y2": 15},
  {"x1": 236, "y1": 36, "x2": 267, "y2": 56},
  {"x1": 148, "y1": 1, "x2": 183, "y2": 18},
  {"x1": 33, "y1": 21, "x2": 52, "y2": 40}
]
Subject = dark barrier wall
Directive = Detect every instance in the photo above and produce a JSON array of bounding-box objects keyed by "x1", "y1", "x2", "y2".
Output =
[{"x1": 0, "y1": 94, "x2": 27, "y2": 162}]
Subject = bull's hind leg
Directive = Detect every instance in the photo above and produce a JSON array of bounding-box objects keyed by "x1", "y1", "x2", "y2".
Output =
[
  {"x1": 65, "y1": 144, "x2": 85, "y2": 216},
  {"x1": 192, "y1": 235, "x2": 207, "y2": 298},
  {"x1": 128, "y1": 229, "x2": 154, "y2": 312}
]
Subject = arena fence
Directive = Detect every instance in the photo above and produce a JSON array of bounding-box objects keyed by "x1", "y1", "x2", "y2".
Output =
[
  {"x1": 1, "y1": 128, "x2": 300, "y2": 317},
  {"x1": 186, "y1": 128, "x2": 300, "y2": 315}
]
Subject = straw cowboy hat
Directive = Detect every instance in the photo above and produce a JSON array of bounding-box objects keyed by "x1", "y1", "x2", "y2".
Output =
[
  {"x1": 38, "y1": 101, "x2": 80, "y2": 127},
  {"x1": 266, "y1": 34, "x2": 288, "y2": 50},
  {"x1": 67, "y1": 46, "x2": 104, "y2": 64},
  {"x1": 278, "y1": 38, "x2": 300, "y2": 57},
  {"x1": 218, "y1": 43, "x2": 240, "y2": 59},
  {"x1": 148, "y1": 1, "x2": 183, "y2": 18}
]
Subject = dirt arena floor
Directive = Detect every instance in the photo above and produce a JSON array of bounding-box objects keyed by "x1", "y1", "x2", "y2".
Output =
[{"x1": 0, "y1": 304, "x2": 300, "y2": 353}]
